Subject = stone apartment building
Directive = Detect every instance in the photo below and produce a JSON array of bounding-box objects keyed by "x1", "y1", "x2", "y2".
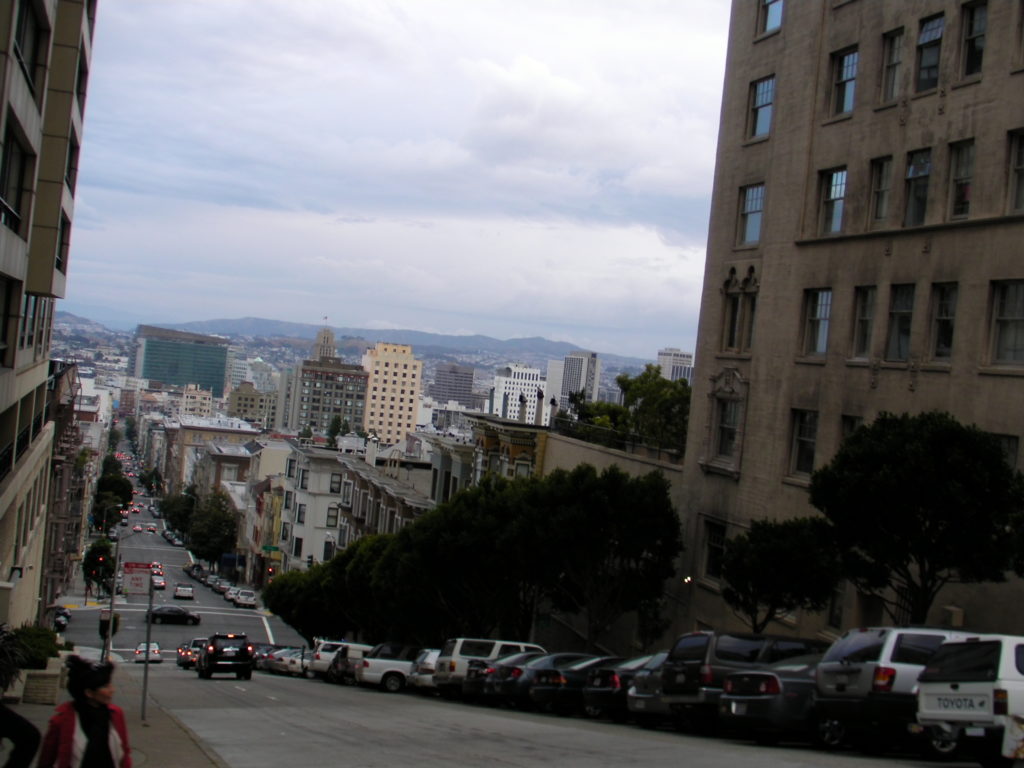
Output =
[{"x1": 681, "y1": 0, "x2": 1024, "y2": 635}]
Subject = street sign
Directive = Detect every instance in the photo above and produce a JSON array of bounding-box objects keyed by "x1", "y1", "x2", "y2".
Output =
[
  {"x1": 123, "y1": 561, "x2": 151, "y2": 595},
  {"x1": 262, "y1": 545, "x2": 280, "y2": 552}
]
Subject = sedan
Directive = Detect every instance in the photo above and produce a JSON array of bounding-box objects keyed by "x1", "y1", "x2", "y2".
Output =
[
  {"x1": 583, "y1": 652, "x2": 667, "y2": 722},
  {"x1": 493, "y1": 652, "x2": 594, "y2": 709},
  {"x1": 173, "y1": 584, "x2": 194, "y2": 600},
  {"x1": 529, "y1": 655, "x2": 612, "y2": 715},
  {"x1": 151, "y1": 575, "x2": 166, "y2": 590},
  {"x1": 131, "y1": 524, "x2": 143, "y2": 532},
  {"x1": 147, "y1": 605, "x2": 201, "y2": 625},
  {"x1": 718, "y1": 654, "x2": 822, "y2": 745},
  {"x1": 134, "y1": 642, "x2": 162, "y2": 663},
  {"x1": 465, "y1": 651, "x2": 544, "y2": 702}
]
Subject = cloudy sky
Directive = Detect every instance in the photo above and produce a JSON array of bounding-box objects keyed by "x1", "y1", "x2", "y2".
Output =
[{"x1": 65, "y1": 0, "x2": 731, "y2": 358}]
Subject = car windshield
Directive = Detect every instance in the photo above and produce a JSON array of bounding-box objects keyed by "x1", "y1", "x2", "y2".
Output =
[
  {"x1": 823, "y1": 630, "x2": 887, "y2": 663},
  {"x1": 920, "y1": 641, "x2": 1001, "y2": 682}
]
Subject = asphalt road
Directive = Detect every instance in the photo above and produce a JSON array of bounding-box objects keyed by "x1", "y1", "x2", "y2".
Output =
[{"x1": 102, "y1": 662, "x2": 986, "y2": 768}]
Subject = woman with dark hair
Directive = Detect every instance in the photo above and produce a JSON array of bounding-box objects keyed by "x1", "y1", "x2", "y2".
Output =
[{"x1": 38, "y1": 656, "x2": 131, "y2": 768}]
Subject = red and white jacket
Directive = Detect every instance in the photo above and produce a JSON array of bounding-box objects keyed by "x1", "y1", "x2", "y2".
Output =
[{"x1": 38, "y1": 700, "x2": 132, "y2": 768}]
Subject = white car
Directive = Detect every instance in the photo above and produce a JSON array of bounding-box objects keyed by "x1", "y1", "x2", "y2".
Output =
[
  {"x1": 173, "y1": 584, "x2": 194, "y2": 600},
  {"x1": 433, "y1": 637, "x2": 546, "y2": 697},
  {"x1": 233, "y1": 589, "x2": 258, "y2": 609},
  {"x1": 308, "y1": 640, "x2": 372, "y2": 678},
  {"x1": 224, "y1": 587, "x2": 240, "y2": 603},
  {"x1": 916, "y1": 634, "x2": 1024, "y2": 766},
  {"x1": 134, "y1": 642, "x2": 162, "y2": 663}
]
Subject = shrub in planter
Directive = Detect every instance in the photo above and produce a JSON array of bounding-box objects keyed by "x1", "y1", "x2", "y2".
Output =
[
  {"x1": 12, "y1": 625, "x2": 60, "y2": 670},
  {"x1": 0, "y1": 624, "x2": 28, "y2": 691}
]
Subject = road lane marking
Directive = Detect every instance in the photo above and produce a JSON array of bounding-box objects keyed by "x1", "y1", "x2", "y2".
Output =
[{"x1": 262, "y1": 614, "x2": 275, "y2": 644}]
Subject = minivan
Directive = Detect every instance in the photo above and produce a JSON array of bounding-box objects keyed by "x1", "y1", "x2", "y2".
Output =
[
  {"x1": 433, "y1": 637, "x2": 546, "y2": 697},
  {"x1": 916, "y1": 633, "x2": 1024, "y2": 767}
]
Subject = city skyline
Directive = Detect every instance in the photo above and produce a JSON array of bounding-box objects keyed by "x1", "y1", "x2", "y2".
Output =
[{"x1": 63, "y1": 1, "x2": 730, "y2": 358}]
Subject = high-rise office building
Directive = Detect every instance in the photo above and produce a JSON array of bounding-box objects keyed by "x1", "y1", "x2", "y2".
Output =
[
  {"x1": 429, "y1": 363, "x2": 475, "y2": 408},
  {"x1": 0, "y1": 0, "x2": 97, "y2": 627},
  {"x1": 362, "y1": 342, "x2": 423, "y2": 447},
  {"x1": 656, "y1": 348, "x2": 694, "y2": 383},
  {"x1": 491, "y1": 363, "x2": 549, "y2": 425},
  {"x1": 131, "y1": 325, "x2": 230, "y2": 398},
  {"x1": 558, "y1": 351, "x2": 600, "y2": 410},
  {"x1": 682, "y1": 0, "x2": 1024, "y2": 633}
]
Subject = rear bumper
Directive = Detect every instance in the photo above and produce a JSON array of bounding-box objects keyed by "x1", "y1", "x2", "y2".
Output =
[{"x1": 814, "y1": 692, "x2": 916, "y2": 731}]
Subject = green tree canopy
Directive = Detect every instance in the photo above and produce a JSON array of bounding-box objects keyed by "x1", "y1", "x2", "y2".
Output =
[
  {"x1": 83, "y1": 539, "x2": 115, "y2": 591},
  {"x1": 101, "y1": 454, "x2": 122, "y2": 477},
  {"x1": 721, "y1": 517, "x2": 842, "y2": 633},
  {"x1": 327, "y1": 416, "x2": 343, "y2": 444},
  {"x1": 188, "y1": 490, "x2": 238, "y2": 566},
  {"x1": 96, "y1": 474, "x2": 133, "y2": 507},
  {"x1": 810, "y1": 411, "x2": 1024, "y2": 623},
  {"x1": 92, "y1": 492, "x2": 124, "y2": 532},
  {"x1": 616, "y1": 364, "x2": 691, "y2": 453},
  {"x1": 107, "y1": 428, "x2": 121, "y2": 452},
  {"x1": 160, "y1": 489, "x2": 197, "y2": 536}
]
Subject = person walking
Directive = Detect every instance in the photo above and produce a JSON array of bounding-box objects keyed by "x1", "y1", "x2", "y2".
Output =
[{"x1": 38, "y1": 656, "x2": 131, "y2": 768}]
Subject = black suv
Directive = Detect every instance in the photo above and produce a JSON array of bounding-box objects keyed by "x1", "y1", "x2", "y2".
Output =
[
  {"x1": 660, "y1": 631, "x2": 828, "y2": 726},
  {"x1": 196, "y1": 633, "x2": 254, "y2": 679}
]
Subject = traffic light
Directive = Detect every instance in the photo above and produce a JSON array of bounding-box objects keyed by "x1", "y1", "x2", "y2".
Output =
[
  {"x1": 306, "y1": 555, "x2": 313, "y2": 568},
  {"x1": 267, "y1": 566, "x2": 275, "y2": 576}
]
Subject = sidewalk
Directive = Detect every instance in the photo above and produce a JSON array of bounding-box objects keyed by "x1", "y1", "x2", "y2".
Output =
[
  {"x1": 3, "y1": 542, "x2": 228, "y2": 767},
  {"x1": 9, "y1": 649, "x2": 228, "y2": 768}
]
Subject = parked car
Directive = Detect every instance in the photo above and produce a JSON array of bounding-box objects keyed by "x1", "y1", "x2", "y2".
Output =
[
  {"x1": 177, "y1": 637, "x2": 207, "y2": 669},
  {"x1": 434, "y1": 637, "x2": 547, "y2": 698},
  {"x1": 814, "y1": 626, "x2": 972, "y2": 757},
  {"x1": 173, "y1": 583, "x2": 194, "y2": 600},
  {"x1": 583, "y1": 652, "x2": 666, "y2": 722},
  {"x1": 408, "y1": 649, "x2": 441, "y2": 692},
  {"x1": 134, "y1": 642, "x2": 162, "y2": 663},
  {"x1": 493, "y1": 652, "x2": 594, "y2": 709},
  {"x1": 471, "y1": 651, "x2": 547, "y2": 703},
  {"x1": 659, "y1": 631, "x2": 828, "y2": 731},
  {"x1": 264, "y1": 648, "x2": 306, "y2": 676},
  {"x1": 530, "y1": 655, "x2": 615, "y2": 715},
  {"x1": 719, "y1": 653, "x2": 823, "y2": 745},
  {"x1": 253, "y1": 644, "x2": 291, "y2": 671},
  {"x1": 196, "y1": 633, "x2": 254, "y2": 680},
  {"x1": 916, "y1": 633, "x2": 1024, "y2": 766},
  {"x1": 233, "y1": 589, "x2": 257, "y2": 609},
  {"x1": 308, "y1": 640, "x2": 372, "y2": 679},
  {"x1": 324, "y1": 643, "x2": 375, "y2": 685},
  {"x1": 355, "y1": 642, "x2": 420, "y2": 692},
  {"x1": 147, "y1": 605, "x2": 201, "y2": 625},
  {"x1": 224, "y1": 587, "x2": 240, "y2": 603}
]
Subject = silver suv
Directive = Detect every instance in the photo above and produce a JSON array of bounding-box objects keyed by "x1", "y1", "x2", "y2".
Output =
[{"x1": 814, "y1": 626, "x2": 971, "y2": 756}]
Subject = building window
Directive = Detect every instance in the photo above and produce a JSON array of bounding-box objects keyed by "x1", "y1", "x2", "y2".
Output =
[
  {"x1": 916, "y1": 15, "x2": 944, "y2": 92},
  {"x1": 803, "y1": 289, "x2": 832, "y2": 356},
  {"x1": 293, "y1": 537, "x2": 303, "y2": 558},
  {"x1": 326, "y1": 506, "x2": 339, "y2": 527},
  {"x1": 299, "y1": 469, "x2": 308, "y2": 490},
  {"x1": 720, "y1": 266, "x2": 758, "y2": 353},
  {"x1": 739, "y1": 184, "x2": 765, "y2": 245},
  {"x1": 931, "y1": 283, "x2": 958, "y2": 360},
  {"x1": 330, "y1": 473, "x2": 342, "y2": 494},
  {"x1": 758, "y1": 0, "x2": 782, "y2": 34},
  {"x1": 296, "y1": 504, "x2": 306, "y2": 524},
  {"x1": 749, "y1": 76, "x2": 774, "y2": 138},
  {"x1": 286, "y1": 458, "x2": 295, "y2": 478},
  {"x1": 993, "y1": 281, "x2": 1024, "y2": 363},
  {"x1": 949, "y1": 140, "x2": 974, "y2": 218},
  {"x1": 821, "y1": 168, "x2": 847, "y2": 234},
  {"x1": 840, "y1": 415, "x2": 863, "y2": 442},
  {"x1": 869, "y1": 156, "x2": 892, "y2": 226},
  {"x1": 962, "y1": 3, "x2": 987, "y2": 77},
  {"x1": 852, "y1": 286, "x2": 876, "y2": 359},
  {"x1": 881, "y1": 29, "x2": 904, "y2": 101},
  {"x1": 1011, "y1": 132, "x2": 1024, "y2": 212},
  {"x1": 0, "y1": 129, "x2": 30, "y2": 236},
  {"x1": 832, "y1": 49, "x2": 858, "y2": 115},
  {"x1": 715, "y1": 399, "x2": 740, "y2": 458},
  {"x1": 885, "y1": 284, "x2": 916, "y2": 362},
  {"x1": 13, "y1": 0, "x2": 43, "y2": 95},
  {"x1": 340, "y1": 480, "x2": 353, "y2": 507},
  {"x1": 791, "y1": 409, "x2": 818, "y2": 475},
  {"x1": 904, "y1": 149, "x2": 932, "y2": 227},
  {"x1": 703, "y1": 520, "x2": 726, "y2": 580},
  {"x1": 284, "y1": 490, "x2": 293, "y2": 510}
]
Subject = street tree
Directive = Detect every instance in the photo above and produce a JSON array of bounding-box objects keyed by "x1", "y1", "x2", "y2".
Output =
[
  {"x1": 261, "y1": 565, "x2": 338, "y2": 646},
  {"x1": 810, "y1": 411, "x2": 1024, "y2": 623},
  {"x1": 160, "y1": 488, "x2": 197, "y2": 536},
  {"x1": 188, "y1": 490, "x2": 238, "y2": 567},
  {"x1": 82, "y1": 539, "x2": 115, "y2": 592},
  {"x1": 327, "y1": 416, "x2": 343, "y2": 444},
  {"x1": 107, "y1": 428, "x2": 121, "y2": 452},
  {"x1": 543, "y1": 465, "x2": 682, "y2": 649},
  {"x1": 101, "y1": 454, "x2": 122, "y2": 477},
  {"x1": 91, "y1": 492, "x2": 124, "y2": 532},
  {"x1": 95, "y1": 474, "x2": 133, "y2": 508},
  {"x1": 721, "y1": 517, "x2": 842, "y2": 633},
  {"x1": 617, "y1": 364, "x2": 690, "y2": 454}
]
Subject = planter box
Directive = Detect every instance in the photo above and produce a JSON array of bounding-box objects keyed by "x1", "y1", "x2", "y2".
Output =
[
  {"x1": 20, "y1": 657, "x2": 63, "y2": 705},
  {"x1": 1, "y1": 674, "x2": 26, "y2": 703}
]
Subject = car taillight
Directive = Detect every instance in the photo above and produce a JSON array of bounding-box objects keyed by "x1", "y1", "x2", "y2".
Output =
[
  {"x1": 485, "y1": 666, "x2": 496, "y2": 674},
  {"x1": 553, "y1": 674, "x2": 566, "y2": 685},
  {"x1": 872, "y1": 666, "x2": 896, "y2": 692},
  {"x1": 610, "y1": 673, "x2": 621, "y2": 690},
  {"x1": 363, "y1": 660, "x2": 370, "y2": 667},
  {"x1": 207, "y1": 646, "x2": 215, "y2": 653},
  {"x1": 699, "y1": 664, "x2": 713, "y2": 685},
  {"x1": 449, "y1": 661, "x2": 456, "y2": 672},
  {"x1": 723, "y1": 678, "x2": 734, "y2": 693},
  {"x1": 758, "y1": 677, "x2": 780, "y2": 695},
  {"x1": 247, "y1": 645, "x2": 254, "y2": 654},
  {"x1": 510, "y1": 667, "x2": 523, "y2": 679},
  {"x1": 995, "y1": 689, "x2": 1008, "y2": 715},
  {"x1": 314, "y1": 653, "x2": 321, "y2": 660}
]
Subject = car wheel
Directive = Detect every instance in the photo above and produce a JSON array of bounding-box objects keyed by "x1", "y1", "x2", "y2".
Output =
[
  {"x1": 303, "y1": 669, "x2": 315, "y2": 679},
  {"x1": 189, "y1": 617, "x2": 199, "y2": 625},
  {"x1": 815, "y1": 718, "x2": 846, "y2": 750},
  {"x1": 382, "y1": 673, "x2": 405, "y2": 693},
  {"x1": 920, "y1": 730, "x2": 960, "y2": 761},
  {"x1": 153, "y1": 617, "x2": 162, "y2": 625},
  {"x1": 582, "y1": 704, "x2": 603, "y2": 719}
]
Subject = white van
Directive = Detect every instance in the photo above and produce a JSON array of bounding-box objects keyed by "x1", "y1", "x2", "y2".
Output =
[
  {"x1": 916, "y1": 634, "x2": 1024, "y2": 766},
  {"x1": 309, "y1": 640, "x2": 373, "y2": 678},
  {"x1": 433, "y1": 637, "x2": 546, "y2": 697}
]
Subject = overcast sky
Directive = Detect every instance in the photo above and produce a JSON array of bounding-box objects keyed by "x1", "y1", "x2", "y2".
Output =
[{"x1": 64, "y1": 0, "x2": 731, "y2": 359}]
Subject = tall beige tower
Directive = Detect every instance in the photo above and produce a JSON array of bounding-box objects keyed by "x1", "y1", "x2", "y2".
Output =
[
  {"x1": 361, "y1": 342, "x2": 423, "y2": 447},
  {"x1": 681, "y1": 0, "x2": 1024, "y2": 635}
]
